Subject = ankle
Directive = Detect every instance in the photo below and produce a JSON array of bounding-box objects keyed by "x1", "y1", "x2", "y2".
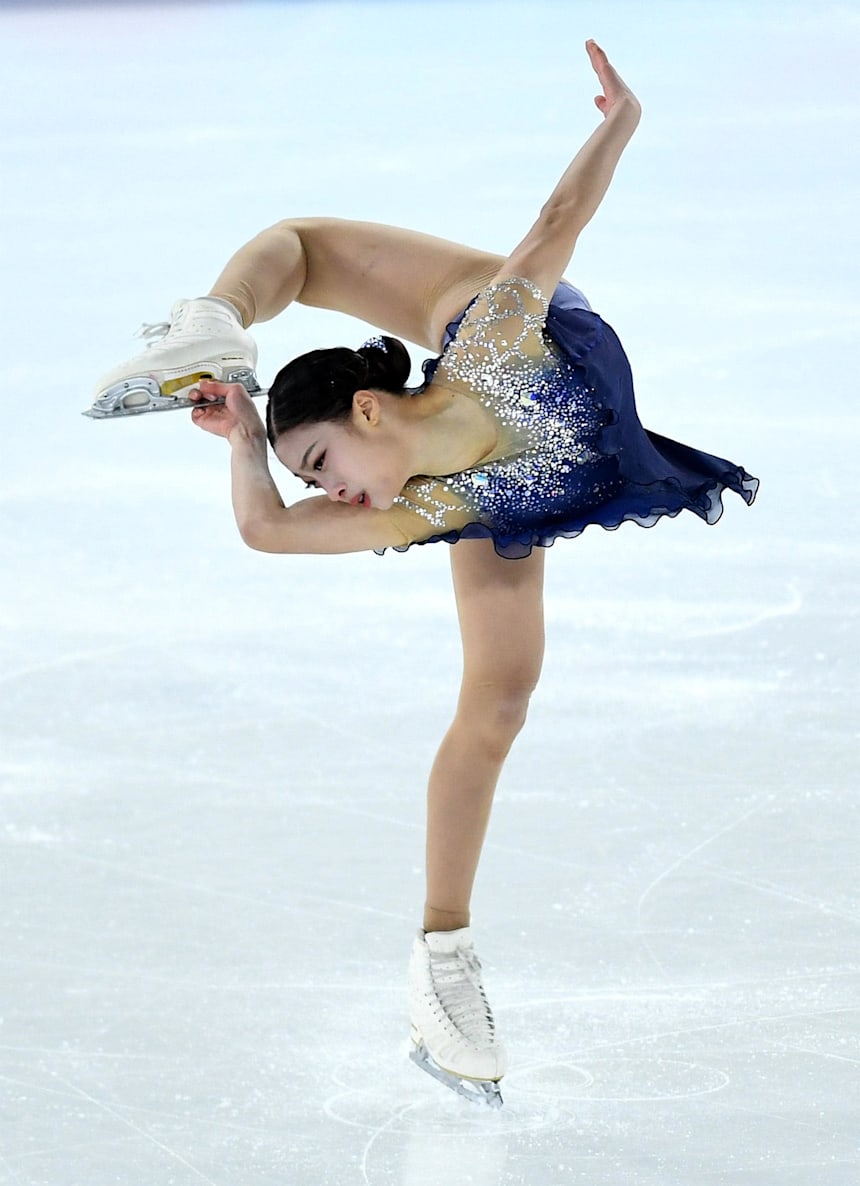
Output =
[
  {"x1": 423, "y1": 905, "x2": 470, "y2": 933},
  {"x1": 206, "y1": 290, "x2": 252, "y2": 329}
]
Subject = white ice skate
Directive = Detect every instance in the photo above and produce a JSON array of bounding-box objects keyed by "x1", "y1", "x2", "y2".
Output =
[
  {"x1": 408, "y1": 927, "x2": 507, "y2": 1108},
  {"x1": 85, "y1": 296, "x2": 265, "y2": 418}
]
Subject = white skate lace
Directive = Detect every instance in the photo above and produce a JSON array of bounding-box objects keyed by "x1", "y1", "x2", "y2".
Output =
[
  {"x1": 135, "y1": 321, "x2": 171, "y2": 347},
  {"x1": 429, "y1": 947, "x2": 496, "y2": 1046}
]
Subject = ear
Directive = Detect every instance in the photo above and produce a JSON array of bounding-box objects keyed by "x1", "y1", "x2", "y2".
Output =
[{"x1": 352, "y1": 389, "x2": 381, "y2": 427}]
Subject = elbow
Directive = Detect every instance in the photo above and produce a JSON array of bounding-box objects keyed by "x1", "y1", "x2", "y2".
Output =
[
  {"x1": 538, "y1": 197, "x2": 582, "y2": 235},
  {"x1": 237, "y1": 514, "x2": 282, "y2": 553}
]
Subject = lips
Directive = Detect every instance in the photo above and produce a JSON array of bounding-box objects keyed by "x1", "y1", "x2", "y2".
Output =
[{"x1": 350, "y1": 492, "x2": 371, "y2": 508}]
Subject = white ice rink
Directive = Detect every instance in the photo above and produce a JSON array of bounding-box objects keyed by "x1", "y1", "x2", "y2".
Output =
[{"x1": 1, "y1": 1, "x2": 858, "y2": 1182}]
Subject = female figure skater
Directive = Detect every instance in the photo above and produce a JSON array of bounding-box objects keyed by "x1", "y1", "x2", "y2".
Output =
[{"x1": 90, "y1": 42, "x2": 756, "y2": 1105}]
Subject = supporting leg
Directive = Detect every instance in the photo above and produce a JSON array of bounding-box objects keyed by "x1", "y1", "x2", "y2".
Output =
[{"x1": 423, "y1": 538, "x2": 545, "y2": 934}]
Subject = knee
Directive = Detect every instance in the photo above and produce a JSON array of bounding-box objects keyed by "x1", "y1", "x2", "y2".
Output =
[{"x1": 459, "y1": 678, "x2": 537, "y2": 761}]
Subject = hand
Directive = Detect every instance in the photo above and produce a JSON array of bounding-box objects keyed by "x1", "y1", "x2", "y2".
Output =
[
  {"x1": 190, "y1": 379, "x2": 265, "y2": 445},
  {"x1": 586, "y1": 39, "x2": 641, "y2": 122}
]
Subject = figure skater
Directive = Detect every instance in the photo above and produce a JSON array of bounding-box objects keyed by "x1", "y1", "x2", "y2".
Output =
[{"x1": 89, "y1": 42, "x2": 757, "y2": 1105}]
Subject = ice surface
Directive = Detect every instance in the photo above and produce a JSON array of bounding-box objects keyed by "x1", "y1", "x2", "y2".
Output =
[{"x1": 0, "y1": 2, "x2": 858, "y2": 1183}]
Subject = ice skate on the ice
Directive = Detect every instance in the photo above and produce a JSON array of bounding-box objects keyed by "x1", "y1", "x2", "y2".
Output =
[
  {"x1": 85, "y1": 296, "x2": 265, "y2": 418},
  {"x1": 408, "y1": 927, "x2": 506, "y2": 1108}
]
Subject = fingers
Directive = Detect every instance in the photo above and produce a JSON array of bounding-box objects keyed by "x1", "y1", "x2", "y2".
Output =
[
  {"x1": 197, "y1": 378, "x2": 232, "y2": 396},
  {"x1": 189, "y1": 381, "x2": 222, "y2": 407},
  {"x1": 189, "y1": 379, "x2": 264, "y2": 442},
  {"x1": 190, "y1": 379, "x2": 248, "y2": 411},
  {"x1": 189, "y1": 383, "x2": 230, "y2": 432},
  {"x1": 585, "y1": 38, "x2": 608, "y2": 70},
  {"x1": 586, "y1": 38, "x2": 615, "y2": 87},
  {"x1": 191, "y1": 378, "x2": 232, "y2": 402},
  {"x1": 585, "y1": 38, "x2": 640, "y2": 122}
]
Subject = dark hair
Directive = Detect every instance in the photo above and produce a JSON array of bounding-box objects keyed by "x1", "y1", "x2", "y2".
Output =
[{"x1": 266, "y1": 335, "x2": 412, "y2": 447}]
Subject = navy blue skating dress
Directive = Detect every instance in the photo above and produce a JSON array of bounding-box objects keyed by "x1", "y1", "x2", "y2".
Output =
[{"x1": 382, "y1": 277, "x2": 757, "y2": 559}]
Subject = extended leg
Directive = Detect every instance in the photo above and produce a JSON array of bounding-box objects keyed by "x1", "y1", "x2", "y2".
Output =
[
  {"x1": 423, "y1": 538, "x2": 545, "y2": 934},
  {"x1": 208, "y1": 217, "x2": 502, "y2": 348}
]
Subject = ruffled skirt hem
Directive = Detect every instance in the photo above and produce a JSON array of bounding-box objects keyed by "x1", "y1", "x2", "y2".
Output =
[{"x1": 383, "y1": 465, "x2": 759, "y2": 560}]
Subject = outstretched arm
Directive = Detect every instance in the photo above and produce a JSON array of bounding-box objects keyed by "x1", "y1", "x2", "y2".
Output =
[
  {"x1": 493, "y1": 40, "x2": 641, "y2": 297},
  {"x1": 206, "y1": 43, "x2": 637, "y2": 354}
]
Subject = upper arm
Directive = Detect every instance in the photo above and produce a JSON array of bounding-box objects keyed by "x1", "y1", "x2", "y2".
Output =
[
  {"x1": 243, "y1": 493, "x2": 412, "y2": 554},
  {"x1": 244, "y1": 481, "x2": 477, "y2": 556},
  {"x1": 287, "y1": 218, "x2": 503, "y2": 351},
  {"x1": 241, "y1": 491, "x2": 453, "y2": 555}
]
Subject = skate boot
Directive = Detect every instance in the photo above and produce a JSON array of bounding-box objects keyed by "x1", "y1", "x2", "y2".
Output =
[
  {"x1": 408, "y1": 927, "x2": 507, "y2": 1107},
  {"x1": 85, "y1": 296, "x2": 264, "y2": 418}
]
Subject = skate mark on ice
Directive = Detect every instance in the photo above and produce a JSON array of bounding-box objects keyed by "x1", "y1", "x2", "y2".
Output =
[
  {"x1": 505, "y1": 1056, "x2": 729, "y2": 1102},
  {"x1": 54, "y1": 848, "x2": 410, "y2": 924},
  {"x1": 360, "y1": 1098, "x2": 424, "y2": 1185},
  {"x1": 0, "y1": 645, "x2": 137, "y2": 690},
  {"x1": 325, "y1": 1065, "x2": 571, "y2": 1139},
  {"x1": 0, "y1": 1159, "x2": 25, "y2": 1185},
  {"x1": 784, "y1": 1045, "x2": 860, "y2": 1068},
  {"x1": 321, "y1": 802, "x2": 423, "y2": 835},
  {"x1": 41, "y1": 1071, "x2": 224, "y2": 1186},
  {"x1": 700, "y1": 861, "x2": 860, "y2": 924},
  {"x1": 678, "y1": 579, "x2": 802, "y2": 638},
  {"x1": 0, "y1": 1069, "x2": 271, "y2": 1140},
  {"x1": 509, "y1": 1001, "x2": 857, "y2": 1092},
  {"x1": 635, "y1": 797, "x2": 768, "y2": 977},
  {"x1": 287, "y1": 702, "x2": 408, "y2": 759}
]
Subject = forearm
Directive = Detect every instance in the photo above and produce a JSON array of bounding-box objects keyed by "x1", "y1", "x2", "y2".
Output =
[
  {"x1": 228, "y1": 427, "x2": 287, "y2": 544},
  {"x1": 501, "y1": 101, "x2": 640, "y2": 297},
  {"x1": 542, "y1": 100, "x2": 641, "y2": 240},
  {"x1": 498, "y1": 42, "x2": 642, "y2": 296}
]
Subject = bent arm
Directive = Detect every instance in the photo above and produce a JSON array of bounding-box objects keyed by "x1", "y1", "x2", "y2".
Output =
[
  {"x1": 494, "y1": 41, "x2": 641, "y2": 298},
  {"x1": 192, "y1": 380, "x2": 414, "y2": 553},
  {"x1": 232, "y1": 436, "x2": 420, "y2": 554}
]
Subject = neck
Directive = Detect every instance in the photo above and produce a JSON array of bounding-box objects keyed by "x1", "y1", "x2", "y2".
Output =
[{"x1": 394, "y1": 387, "x2": 497, "y2": 476}]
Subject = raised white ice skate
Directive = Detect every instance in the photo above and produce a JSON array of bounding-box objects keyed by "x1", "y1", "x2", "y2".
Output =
[
  {"x1": 85, "y1": 296, "x2": 265, "y2": 418},
  {"x1": 408, "y1": 927, "x2": 507, "y2": 1108}
]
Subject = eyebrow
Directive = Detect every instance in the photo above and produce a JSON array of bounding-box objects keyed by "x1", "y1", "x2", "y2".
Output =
[{"x1": 299, "y1": 440, "x2": 318, "y2": 475}]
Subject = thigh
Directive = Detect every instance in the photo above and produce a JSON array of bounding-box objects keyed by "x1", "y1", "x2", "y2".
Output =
[
  {"x1": 288, "y1": 218, "x2": 504, "y2": 351},
  {"x1": 449, "y1": 537, "x2": 546, "y2": 692}
]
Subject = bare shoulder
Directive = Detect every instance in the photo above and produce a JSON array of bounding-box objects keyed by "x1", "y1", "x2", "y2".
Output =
[{"x1": 287, "y1": 217, "x2": 503, "y2": 351}]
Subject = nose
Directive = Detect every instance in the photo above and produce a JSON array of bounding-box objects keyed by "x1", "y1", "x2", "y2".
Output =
[{"x1": 324, "y1": 481, "x2": 348, "y2": 502}]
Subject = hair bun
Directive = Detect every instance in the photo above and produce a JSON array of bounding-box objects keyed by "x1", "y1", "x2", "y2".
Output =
[{"x1": 356, "y1": 335, "x2": 411, "y2": 393}]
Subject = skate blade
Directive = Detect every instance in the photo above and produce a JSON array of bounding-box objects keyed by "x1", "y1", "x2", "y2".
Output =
[
  {"x1": 409, "y1": 1039, "x2": 503, "y2": 1109},
  {"x1": 83, "y1": 368, "x2": 267, "y2": 419}
]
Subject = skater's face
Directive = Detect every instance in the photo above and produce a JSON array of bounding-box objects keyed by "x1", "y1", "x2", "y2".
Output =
[{"x1": 273, "y1": 390, "x2": 409, "y2": 511}]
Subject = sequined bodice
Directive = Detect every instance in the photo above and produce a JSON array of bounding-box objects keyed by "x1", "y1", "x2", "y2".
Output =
[{"x1": 391, "y1": 278, "x2": 620, "y2": 538}]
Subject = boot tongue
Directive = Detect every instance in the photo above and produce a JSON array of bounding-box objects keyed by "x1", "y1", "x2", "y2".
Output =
[{"x1": 425, "y1": 927, "x2": 473, "y2": 955}]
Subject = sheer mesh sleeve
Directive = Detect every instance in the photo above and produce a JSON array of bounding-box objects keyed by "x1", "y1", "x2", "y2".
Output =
[
  {"x1": 383, "y1": 475, "x2": 475, "y2": 545},
  {"x1": 435, "y1": 277, "x2": 550, "y2": 392}
]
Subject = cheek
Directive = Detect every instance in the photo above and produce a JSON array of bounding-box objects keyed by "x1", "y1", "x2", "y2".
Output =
[{"x1": 375, "y1": 443, "x2": 409, "y2": 490}]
